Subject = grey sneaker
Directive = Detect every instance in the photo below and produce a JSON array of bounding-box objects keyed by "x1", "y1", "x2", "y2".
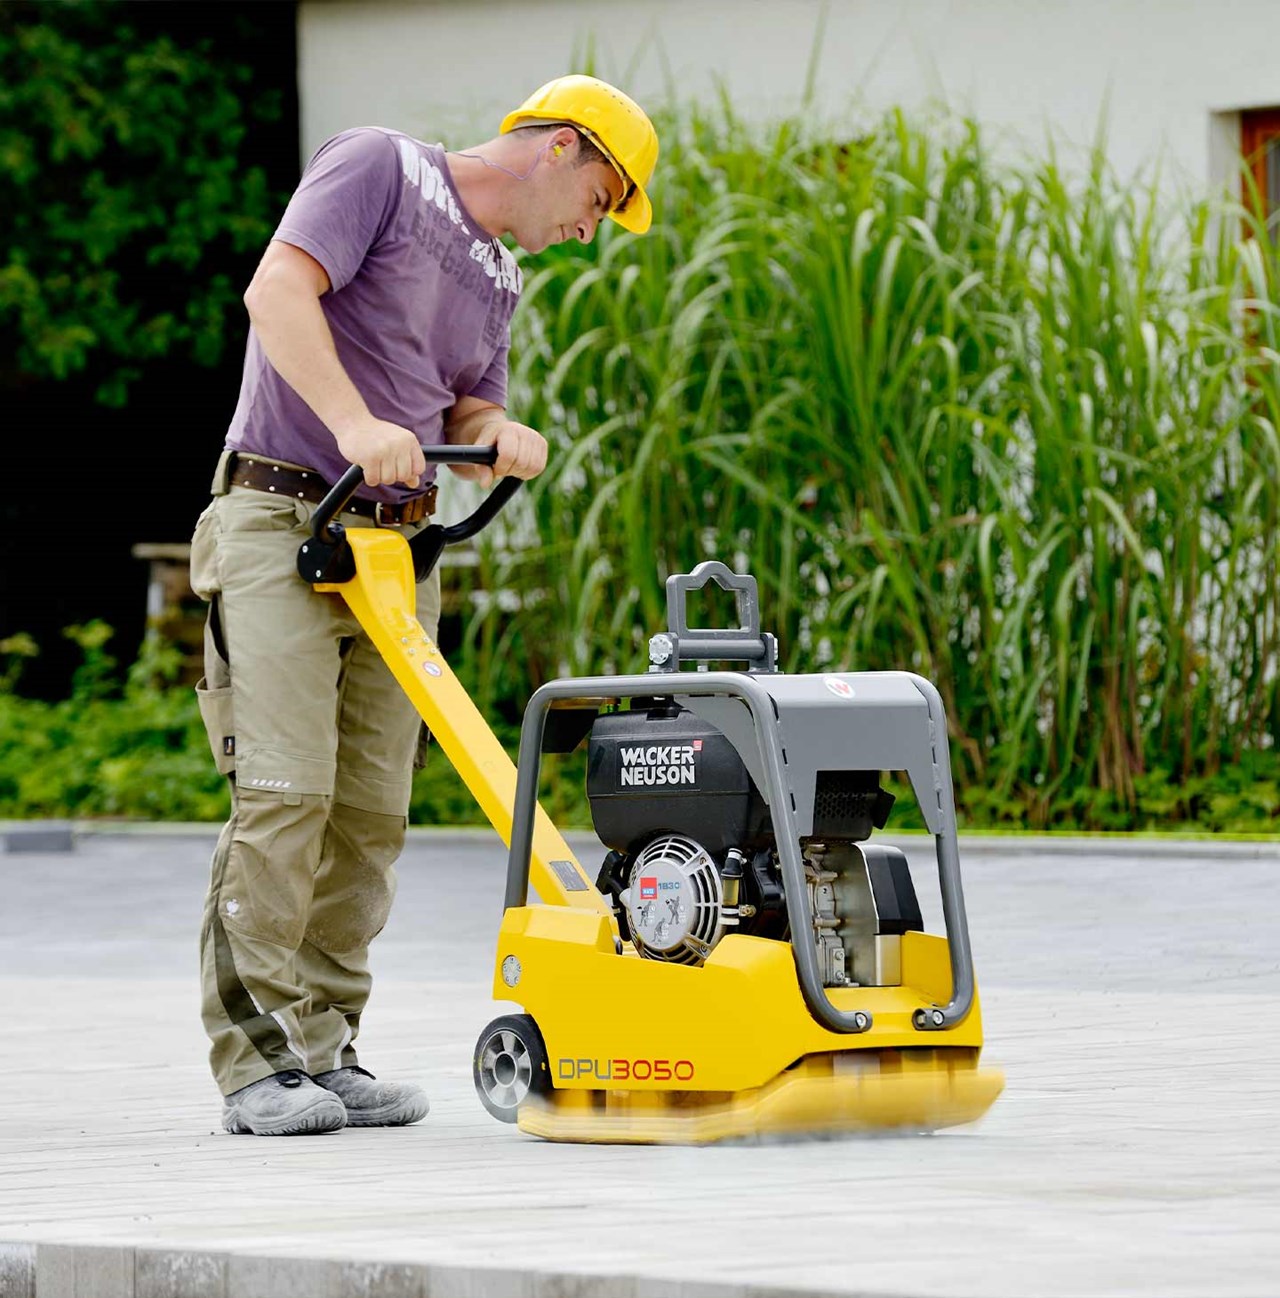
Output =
[
  {"x1": 222, "y1": 1069, "x2": 347, "y2": 1136},
  {"x1": 312, "y1": 1065, "x2": 429, "y2": 1127}
]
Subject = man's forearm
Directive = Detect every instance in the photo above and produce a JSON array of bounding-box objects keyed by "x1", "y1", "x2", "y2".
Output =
[
  {"x1": 444, "y1": 404, "x2": 507, "y2": 446},
  {"x1": 244, "y1": 275, "x2": 370, "y2": 439},
  {"x1": 441, "y1": 403, "x2": 547, "y2": 484}
]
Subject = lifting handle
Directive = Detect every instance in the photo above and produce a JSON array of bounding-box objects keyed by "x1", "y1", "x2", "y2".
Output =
[
  {"x1": 298, "y1": 447, "x2": 523, "y2": 586},
  {"x1": 652, "y1": 560, "x2": 777, "y2": 673}
]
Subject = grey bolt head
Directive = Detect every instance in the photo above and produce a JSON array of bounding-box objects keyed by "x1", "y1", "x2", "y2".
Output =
[{"x1": 648, "y1": 633, "x2": 674, "y2": 665}]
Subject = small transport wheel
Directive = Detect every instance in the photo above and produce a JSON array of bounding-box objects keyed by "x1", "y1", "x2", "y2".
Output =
[{"x1": 473, "y1": 1013, "x2": 550, "y2": 1123}]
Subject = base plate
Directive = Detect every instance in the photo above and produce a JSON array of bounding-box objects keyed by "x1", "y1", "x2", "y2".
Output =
[{"x1": 516, "y1": 1050, "x2": 1005, "y2": 1145}]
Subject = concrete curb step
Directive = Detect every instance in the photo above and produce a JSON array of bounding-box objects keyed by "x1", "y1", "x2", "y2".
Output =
[
  {"x1": 3, "y1": 819, "x2": 1279, "y2": 860},
  {"x1": 0, "y1": 1240, "x2": 890, "y2": 1298}
]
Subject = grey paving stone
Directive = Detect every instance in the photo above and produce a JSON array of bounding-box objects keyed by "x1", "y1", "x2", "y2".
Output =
[
  {"x1": 0, "y1": 1241, "x2": 35, "y2": 1298},
  {"x1": 631, "y1": 1283, "x2": 684, "y2": 1298},
  {"x1": 226, "y1": 1254, "x2": 335, "y2": 1298},
  {"x1": 135, "y1": 1248, "x2": 227, "y2": 1298},
  {"x1": 335, "y1": 1259, "x2": 424, "y2": 1298},
  {"x1": 3, "y1": 824, "x2": 74, "y2": 853},
  {"x1": 532, "y1": 1270, "x2": 637, "y2": 1298},
  {"x1": 424, "y1": 1265, "x2": 534, "y2": 1298},
  {"x1": 634, "y1": 1281, "x2": 739, "y2": 1298},
  {"x1": 36, "y1": 1244, "x2": 135, "y2": 1298},
  {"x1": 743, "y1": 1289, "x2": 880, "y2": 1298}
]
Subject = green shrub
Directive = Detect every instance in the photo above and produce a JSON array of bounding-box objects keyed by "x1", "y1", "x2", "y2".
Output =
[
  {"x1": 1, "y1": 625, "x2": 1276, "y2": 833},
  {"x1": 0, "y1": 625, "x2": 227, "y2": 820},
  {"x1": 0, "y1": 1, "x2": 281, "y2": 402}
]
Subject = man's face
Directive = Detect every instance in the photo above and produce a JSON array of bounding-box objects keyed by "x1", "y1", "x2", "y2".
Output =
[{"x1": 514, "y1": 136, "x2": 626, "y2": 254}]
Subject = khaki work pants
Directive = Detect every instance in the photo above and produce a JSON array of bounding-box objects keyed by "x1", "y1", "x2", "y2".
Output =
[{"x1": 191, "y1": 452, "x2": 441, "y2": 1096}]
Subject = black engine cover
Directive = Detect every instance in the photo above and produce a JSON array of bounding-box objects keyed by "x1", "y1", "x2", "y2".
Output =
[{"x1": 586, "y1": 703, "x2": 771, "y2": 855}]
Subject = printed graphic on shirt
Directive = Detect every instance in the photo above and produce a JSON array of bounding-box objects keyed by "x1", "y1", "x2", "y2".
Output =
[
  {"x1": 398, "y1": 137, "x2": 521, "y2": 347},
  {"x1": 398, "y1": 138, "x2": 467, "y2": 227}
]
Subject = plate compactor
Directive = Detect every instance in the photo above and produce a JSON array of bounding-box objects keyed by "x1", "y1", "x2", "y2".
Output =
[{"x1": 300, "y1": 450, "x2": 1004, "y2": 1144}]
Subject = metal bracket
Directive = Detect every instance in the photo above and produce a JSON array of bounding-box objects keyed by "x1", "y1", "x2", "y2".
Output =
[{"x1": 297, "y1": 526, "x2": 355, "y2": 585}]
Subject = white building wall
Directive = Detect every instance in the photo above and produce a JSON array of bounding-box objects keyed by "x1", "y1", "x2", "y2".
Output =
[{"x1": 298, "y1": 0, "x2": 1280, "y2": 198}]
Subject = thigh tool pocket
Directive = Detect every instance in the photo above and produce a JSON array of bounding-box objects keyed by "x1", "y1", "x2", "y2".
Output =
[{"x1": 196, "y1": 596, "x2": 236, "y2": 775}]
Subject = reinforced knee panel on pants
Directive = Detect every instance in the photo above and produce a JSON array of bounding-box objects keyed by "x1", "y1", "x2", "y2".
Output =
[
  {"x1": 213, "y1": 788, "x2": 331, "y2": 949},
  {"x1": 304, "y1": 802, "x2": 407, "y2": 956}
]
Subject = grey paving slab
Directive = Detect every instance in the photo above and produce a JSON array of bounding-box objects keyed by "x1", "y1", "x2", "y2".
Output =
[
  {"x1": 1, "y1": 823, "x2": 74, "y2": 854},
  {"x1": 0, "y1": 830, "x2": 1277, "y2": 1298},
  {"x1": 135, "y1": 1248, "x2": 229, "y2": 1298},
  {"x1": 35, "y1": 1243, "x2": 135, "y2": 1298},
  {"x1": 0, "y1": 1240, "x2": 35, "y2": 1298}
]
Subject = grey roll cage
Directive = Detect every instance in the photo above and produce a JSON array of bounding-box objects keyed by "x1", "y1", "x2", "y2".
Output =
[{"x1": 503, "y1": 562, "x2": 977, "y2": 1036}]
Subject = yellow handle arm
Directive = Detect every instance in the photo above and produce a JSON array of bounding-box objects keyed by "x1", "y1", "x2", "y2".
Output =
[{"x1": 319, "y1": 528, "x2": 608, "y2": 914}]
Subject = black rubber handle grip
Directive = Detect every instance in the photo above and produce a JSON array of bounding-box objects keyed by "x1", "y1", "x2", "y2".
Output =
[{"x1": 311, "y1": 445, "x2": 500, "y2": 544}]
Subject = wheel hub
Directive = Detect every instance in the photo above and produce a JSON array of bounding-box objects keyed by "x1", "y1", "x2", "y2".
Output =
[{"x1": 479, "y1": 1029, "x2": 533, "y2": 1110}]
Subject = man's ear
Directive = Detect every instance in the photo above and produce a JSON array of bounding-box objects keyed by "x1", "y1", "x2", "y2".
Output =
[{"x1": 551, "y1": 126, "x2": 578, "y2": 159}]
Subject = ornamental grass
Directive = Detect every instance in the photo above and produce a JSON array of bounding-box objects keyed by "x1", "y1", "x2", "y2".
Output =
[{"x1": 455, "y1": 100, "x2": 1280, "y2": 829}]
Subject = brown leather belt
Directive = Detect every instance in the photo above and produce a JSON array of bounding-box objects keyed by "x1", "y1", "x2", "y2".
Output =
[{"x1": 229, "y1": 453, "x2": 437, "y2": 525}]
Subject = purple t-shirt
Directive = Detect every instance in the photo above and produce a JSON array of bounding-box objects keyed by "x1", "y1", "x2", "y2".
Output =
[{"x1": 226, "y1": 128, "x2": 523, "y2": 503}]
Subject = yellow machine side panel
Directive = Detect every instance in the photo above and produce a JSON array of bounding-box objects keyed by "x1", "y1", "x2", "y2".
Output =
[
  {"x1": 317, "y1": 529, "x2": 609, "y2": 914},
  {"x1": 495, "y1": 907, "x2": 985, "y2": 1092},
  {"x1": 899, "y1": 930, "x2": 956, "y2": 1006}
]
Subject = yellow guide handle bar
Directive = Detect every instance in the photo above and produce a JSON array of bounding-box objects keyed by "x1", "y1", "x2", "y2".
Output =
[
  {"x1": 296, "y1": 451, "x2": 612, "y2": 917},
  {"x1": 298, "y1": 447, "x2": 522, "y2": 587}
]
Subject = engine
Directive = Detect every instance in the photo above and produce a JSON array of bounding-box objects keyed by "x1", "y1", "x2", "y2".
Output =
[{"x1": 588, "y1": 700, "x2": 920, "y2": 985}]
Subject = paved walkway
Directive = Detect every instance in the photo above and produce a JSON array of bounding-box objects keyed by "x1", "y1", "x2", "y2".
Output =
[{"x1": 1, "y1": 828, "x2": 1277, "y2": 1297}]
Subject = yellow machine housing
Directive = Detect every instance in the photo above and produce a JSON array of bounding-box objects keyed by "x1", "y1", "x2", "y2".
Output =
[
  {"x1": 310, "y1": 501, "x2": 1003, "y2": 1144},
  {"x1": 496, "y1": 910, "x2": 1001, "y2": 1143}
]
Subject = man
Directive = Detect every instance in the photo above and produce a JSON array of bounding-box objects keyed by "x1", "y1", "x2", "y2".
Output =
[{"x1": 189, "y1": 75, "x2": 658, "y2": 1136}]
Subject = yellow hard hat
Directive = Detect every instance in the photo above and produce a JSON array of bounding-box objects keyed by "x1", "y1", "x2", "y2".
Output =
[{"x1": 500, "y1": 74, "x2": 658, "y2": 234}]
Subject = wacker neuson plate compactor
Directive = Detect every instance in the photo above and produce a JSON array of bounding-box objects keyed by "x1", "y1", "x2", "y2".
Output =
[{"x1": 300, "y1": 451, "x2": 1004, "y2": 1144}]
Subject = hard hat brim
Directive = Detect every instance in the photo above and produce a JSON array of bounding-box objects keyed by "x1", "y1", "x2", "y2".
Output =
[{"x1": 609, "y1": 187, "x2": 652, "y2": 234}]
